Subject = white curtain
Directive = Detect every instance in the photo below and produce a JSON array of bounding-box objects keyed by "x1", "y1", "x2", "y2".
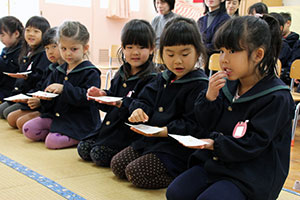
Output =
[{"x1": 107, "y1": 0, "x2": 130, "y2": 19}]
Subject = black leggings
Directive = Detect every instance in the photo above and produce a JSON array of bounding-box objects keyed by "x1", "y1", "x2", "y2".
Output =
[
  {"x1": 77, "y1": 140, "x2": 120, "y2": 167},
  {"x1": 111, "y1": 146, "x2": 174, "y2": 189}
]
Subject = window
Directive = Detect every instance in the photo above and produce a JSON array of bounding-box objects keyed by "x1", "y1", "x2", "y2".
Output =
[
  {"x1": 100, "y1": 0, "x2": 108, "y2": 8},
  {"x1": 130, "y1": 0, "x2": 139, "y2": 12},
  {"x1": 45, "y1": 0, "x2": 91, "y2": 7},
  {"x1": 100, "y1": 0, "x2": 139, "y2": 11}
]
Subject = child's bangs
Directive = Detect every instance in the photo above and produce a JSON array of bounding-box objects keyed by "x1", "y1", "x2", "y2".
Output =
[
  {"x1": 26, "y1": 18, "x2": 49, "y2": 33},
  {"x1": 0, "y1": 23, "x2": 7, "y2": 34},
  {"x1": 122, "y1": 27, "x2": 152, "y2": 48},
  {"x1": 162, "y1": 23, "x2": 196, "y2": 47},
  {"x1": 164, "y1": 30, "x2": 195, "y2": 47},
  {"x1": 214, "y1": 18, "x2": 245, "y2": 51},
  {"x1": 0, "y1": 27, "x2": 4, "y2": 34}
]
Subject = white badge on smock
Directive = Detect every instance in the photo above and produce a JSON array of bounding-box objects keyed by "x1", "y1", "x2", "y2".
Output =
[
  {"x1": 26, "y1": 62, "x2": 33, "y2": 71},
  {"x1": 232, "y1": 120, "x2": 249, "y2": 138}
]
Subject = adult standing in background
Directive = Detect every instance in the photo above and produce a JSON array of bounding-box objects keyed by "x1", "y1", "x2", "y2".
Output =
[
  {"x1": 197, "y1": 0, "x2": 230, "y2": 75},
  {"x1": 151, "y1": 0, "x2": 178, "y2": 49},
  {"x1": 225, "y1": 0, "x2": 240, "y2": 17}
]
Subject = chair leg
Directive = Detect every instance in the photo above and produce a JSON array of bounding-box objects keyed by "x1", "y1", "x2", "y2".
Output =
[
  {"x1": 105, "y1": 71, "x2": 109, "y2": 89},
  {"x1": 291, "y1": 102, "x2": 300, "y2": 146},
  {"x1": 209, "y1": 70, "x2": 212, "y2": 78}
]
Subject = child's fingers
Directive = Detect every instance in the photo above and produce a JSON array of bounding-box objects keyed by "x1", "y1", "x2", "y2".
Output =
[
  {"x1": 210, "y1": 71, "x2": 227, "y2": 80},
  {"x1": 135, "y1": 109, "x2": 148, "y2": 122},
  {"x1": 87, "y1": 86, "x2": 98, "y2": 96},
  {"x1": 128, "y1": 109, "x2": 147, "y2": 123},
  {"x1": 129, "y1": 113, "x2": 142, "y2": 122},
  {"x1": 142, "y1": 112, "x2": 149, "y2": 122}
]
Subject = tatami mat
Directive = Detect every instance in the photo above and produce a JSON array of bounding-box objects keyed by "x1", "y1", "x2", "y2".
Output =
[
  {"x1": 0, "y1": 119, "x2": 298, "y2": 200},
  {"x1": 0, "y1": 164, "x2": 64, "y2": 200},
  {"x1": 0, "y1": 119, "x2": 165, "y2": 200}
]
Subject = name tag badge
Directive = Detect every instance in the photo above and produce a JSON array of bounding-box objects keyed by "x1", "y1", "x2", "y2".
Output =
[
  {"x1": 126, "y1": 90, "x2": 135, "y2": 97},
  {"x1": 233, "y1": 120, "x2": 249, "y2": 138},
  {"x1": 26, "y1": 62, "x2": 33, "y2": 71}
]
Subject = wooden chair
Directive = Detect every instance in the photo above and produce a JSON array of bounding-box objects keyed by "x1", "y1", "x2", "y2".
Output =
[
  {"x1": 153, "y1": 49, "x2": 164, "y2": 70},
  {"x1": 99, "y1": 45, "x2": 120, "y2": 89},
  {"x1": 208, "y1": 53, "x2": 221, "y2": 77},
  {"x1": 276, "y1": 59, "x2": 282, "y2": 77},
  {"x1": 289, "y1": 59, "x2": 300, "y2": 146}
]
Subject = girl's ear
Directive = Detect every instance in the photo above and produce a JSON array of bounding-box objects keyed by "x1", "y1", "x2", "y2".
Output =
[
  {"x1": 150, "y1": 46, "x2": 155, "y2": 55},
  {"x1": 252, "y1": 47, "x2": 264, "y2": 64},
  {"x1": 83, "y1": 44, "x2": 89, "y2": 54},
  {"x1": 13, "y1": 30, "x2": 20, "y2": 38}
]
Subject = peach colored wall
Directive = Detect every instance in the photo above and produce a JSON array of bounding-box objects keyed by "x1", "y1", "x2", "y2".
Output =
[{"x1": 39, "y1": 0, "x2": 157, "y2": 65}]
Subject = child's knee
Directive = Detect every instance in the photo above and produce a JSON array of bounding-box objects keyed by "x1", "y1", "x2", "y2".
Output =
[
  {"x1": 90, "y1": 145, "x2": 119, "y2": 167},
  {"x1": 23, "y1": 120, "x2": 44, "y2": 141},
  {"x1": 16, "y1": 117, "x2": 25, "y2": 131},
  {"x1": 111, "y1": 154, "x2": 127, "y2": 179},
  {"x1": 3, "y1": 107, "x2": 11, "y2": 119},
  {"x1": 125, "y1": 162, "x2": 148, "y2": 188},
  {"x1": 77, "y1": 140, "x2": 94, "y2": 161},
  {"x1": 45, "y1": 133, "x2": 78, "y2": 149},
  {"x1": 7, "y1": 112, "x2": 18, "y2": 128}
]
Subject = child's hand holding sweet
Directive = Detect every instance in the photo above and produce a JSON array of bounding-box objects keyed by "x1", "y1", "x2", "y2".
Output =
[
  {"x1": 45, "y1": 83, "x2": 64, "y2": 94},
  {"x1": 128, "y1": 108, "x2": 149, "y2": 123},
  {"x1": 27, "y1": 97, "x2": 41, "y2": 109},
  {"x1": 86, "y1": 86, "x2": 106, "y2": 100},
  {"x1": 206, "y1": 71, "x2": 227, "y2": 101}
]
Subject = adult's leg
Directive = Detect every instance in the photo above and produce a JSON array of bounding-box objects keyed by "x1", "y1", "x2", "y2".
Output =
[
  {"x1": 196, "y1": 180, "x2": 246, "y2": 200},
  {"x1": 166, "y1": 165, "x2": 209, "y2": 200},
  {"x1": 23, "y1": 117, "x2": 52, "y2": 141},
  {"x1": 7, "y1": 109, "x2": 32, "y2": 128},
  {"x1": 90, "y1": 145, "x2": 120, "y2": 167},
  {"x1": 16, "y1": 111, "x2": 40, "y2": 131},
  {"x1": 45, "y1": 133, "x2": 79, "y2": 149},
  {"x1": 125, "y1": 153, "x2": 174, "y2": 189},
  {"x1": 3, "y1": 103, "x2": 24, "y2": 119},
  {"x1": 110, "y1": 146, "x2": 140, "y2": 179},
  {"x1": 77, "y1": 139, "x2": 96, "y2": 161}
]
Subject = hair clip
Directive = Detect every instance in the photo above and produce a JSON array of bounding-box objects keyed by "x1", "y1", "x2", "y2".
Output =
[{"x1": 254, "y1": 13, "x2": 263, "y2": 18}]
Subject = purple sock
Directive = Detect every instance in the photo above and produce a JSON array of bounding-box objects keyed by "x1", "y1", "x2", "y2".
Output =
[
  {"x1": 23, "y1": 117, "x2": 52, "y2": 141},
  {"x1": 45, "y1": 132, "x2": 79, "y2": 149}
]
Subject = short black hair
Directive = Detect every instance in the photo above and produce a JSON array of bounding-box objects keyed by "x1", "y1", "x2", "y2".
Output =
[
  {"x1": 280, "y1": 12, "x2": 291, "y2": 23},
  {"x1": 153, "y1": 0, "x2": 175, "y2": 12},
  {"x1": 121, "y1": 19, "x2": 155, "y2": 50},
  {"x1": 269, "y1": 12, "x2": 285, "y2": 27},
  {"x1": 214, "y1": 15, "x2": 281, "y2": 78},
  {"x1": 0, "y1": 16, "x2": 23, "y2": 36},
  {"x1": 159, "y1": 17, "x2": 207, "y2": 65},
  {"x1": 25, "y1": 16, "x2": 50, "y2": 35},
  {"x1": 19, "y1": 16, "x2": 50, "y2": 63},
  {"x1": 248, "y1": 2, "x2": 268, "y2": 15},
  {"x1": 42, "y1": 27, "x2": 58, "y2": 47},
  {"x1": 119, "y1": 19, "x2": 156, "y2": 80}
]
